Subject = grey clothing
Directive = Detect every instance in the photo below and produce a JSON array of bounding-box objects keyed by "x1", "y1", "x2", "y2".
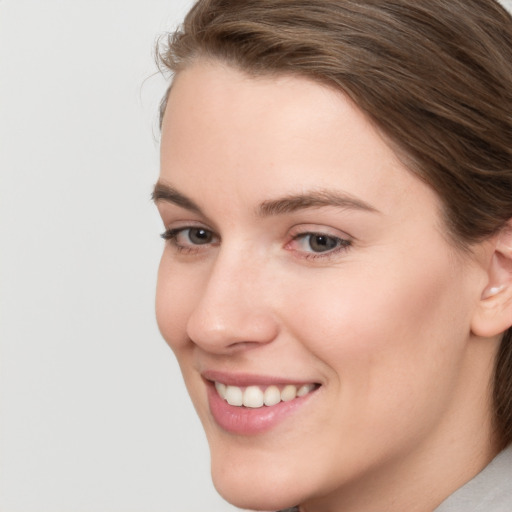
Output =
[{"x1": 434, "y1": 444, "x2": 512, "y2": 512}]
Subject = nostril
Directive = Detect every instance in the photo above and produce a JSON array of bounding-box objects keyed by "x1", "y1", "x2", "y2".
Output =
[{"x1": 225, "y1": 340, "x2": 271, "y2": 351}]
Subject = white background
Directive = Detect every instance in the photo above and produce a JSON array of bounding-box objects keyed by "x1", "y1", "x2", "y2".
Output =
[
  {"x1": 0, "y1": 1, "x2": 240, "y2": 511},
  {"x1": 1, "y1": 1, "x2": 511, "y2": 511}
]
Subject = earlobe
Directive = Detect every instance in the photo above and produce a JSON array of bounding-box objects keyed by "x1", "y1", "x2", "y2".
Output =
[{"x1": 471, "y1": 223, "x2": 512, "y2": 338}]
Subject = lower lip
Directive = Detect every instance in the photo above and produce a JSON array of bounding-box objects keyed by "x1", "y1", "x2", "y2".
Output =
[{"x1": 206, "y1": 382, "x2": 317, "y2": 435}]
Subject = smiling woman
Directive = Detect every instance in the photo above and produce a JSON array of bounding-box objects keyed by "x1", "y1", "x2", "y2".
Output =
[{"x1": 152, "y1": 1, "x2": 512, "y2": 511}]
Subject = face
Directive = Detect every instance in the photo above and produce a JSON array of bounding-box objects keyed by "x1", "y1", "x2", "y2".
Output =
[{"x1": 155, "y1": 61, "x2": 491, "y2": 511}]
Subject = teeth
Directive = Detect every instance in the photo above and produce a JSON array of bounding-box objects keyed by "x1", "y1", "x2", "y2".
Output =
[
  {"x1": 297, "y1": 384, "x2": 315, "y2": 397},
  {"x1": 225, "y1": 385, "x2": 243, "y2": 406},
  {"x1": 264, "y1": 385, "x2": 281, "y2": 406},
  {"x1": 243, "y1": 386, "x2": 264, "y2": 408},
  {"x1": 215, "y1": 381, "x2": 226, "y2": 399},
  {"x1": 215, "y1": 381, "x2": 316, "y2": 408},
  {"x1": 281, "y1": 384, "x2": 297, "y2": 402}
]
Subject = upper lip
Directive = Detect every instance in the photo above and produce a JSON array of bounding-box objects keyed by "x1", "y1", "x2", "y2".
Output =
[{"x1": 201, "y1": 369, "x2": 320, "y2": 387}]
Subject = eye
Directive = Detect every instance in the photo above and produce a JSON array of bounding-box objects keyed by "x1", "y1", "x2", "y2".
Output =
[
  {"x1": 300, "y1": 234, "x2": 341, "y2": 252},
  {"x1": 288, "y1": 231, "x2": 351, "y2": 259},
  {"x1": 183, "y1": 228, "x2": 214, "y2": 245},
  {"x1": 161, "y1": 227, "x2": 218, "y2": 252}
]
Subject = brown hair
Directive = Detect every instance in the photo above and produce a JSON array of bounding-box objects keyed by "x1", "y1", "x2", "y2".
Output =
[{"x1": 157, "y1": 0, "x2": 512, "y2": 447}]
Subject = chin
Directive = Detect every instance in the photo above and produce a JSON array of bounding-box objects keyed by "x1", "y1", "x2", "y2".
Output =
[
  {"x1": 212, "y1": 472, "x2": 299, "y2": 512},
  {"x1": 208, "y1": 440, "x2": 306, "y2": 511}
]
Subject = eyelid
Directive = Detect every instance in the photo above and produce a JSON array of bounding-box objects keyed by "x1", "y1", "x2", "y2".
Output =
[
  {"x1": 160, "y1": 224, "x2": 220, "y2": 254},
  {"x1": 285, "y1": 225, "x2": 353, "y2": 260},
  {"x1": 160, "y1": 219, "x2": 216, "y2": 236},
  {"x1": 287, "y1": 223, "x2": 353, "y2": 241}
]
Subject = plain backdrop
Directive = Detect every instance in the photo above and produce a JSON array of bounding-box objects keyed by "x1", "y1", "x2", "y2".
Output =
[
  {"x1": 0, "y1": 0, "x2": 240, "y2": 511},
  {"x1": 1, "y1": 1, "x2": 511, "y2": 511}
]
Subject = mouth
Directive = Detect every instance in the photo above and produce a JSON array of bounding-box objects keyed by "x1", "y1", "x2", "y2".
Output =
[{"x1": 203, "y1": 372, "x2": 321, "y2": 435}]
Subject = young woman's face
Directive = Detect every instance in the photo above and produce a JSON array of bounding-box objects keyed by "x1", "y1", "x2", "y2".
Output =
[{"x1": 155, "y1": 62, "x2": 492, "y2": 511}]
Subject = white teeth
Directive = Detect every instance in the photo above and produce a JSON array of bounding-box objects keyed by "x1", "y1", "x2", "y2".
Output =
[
  {"x1": 215, "y1": 381, "x2": 226, "y2": 399},
  {"x1": 243, "y1": 386, "x2": 264, "y2": 408},
  {"x1": 215, "y1": 381, "x2": 316, "y2": 408},
  {"x1": 263, "y1": 385, "x2": 281, "y2": 406},
  {"x1": 225, "y1": 385, "x2": 243, "y2": 406},
  {"x1": 281, "y1": 384, "x2": 297, "y2": 402},
  {"x1": 297, "y1": 383, "x2": 315, "y2": 397}
]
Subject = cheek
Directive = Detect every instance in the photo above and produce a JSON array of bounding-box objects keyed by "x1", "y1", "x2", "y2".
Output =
[
  {"x1": 281, "y1": 254, "x2": 471, "y2": 405},
  {"x1": 155, "y1": 254, "x2": 198, "y2": 352},
  {"x1": 270, "y1": 256, "x2": 474, "y2": 468},
  {"x1": 156, "y1": 256, "x2": 208, "y2": 407}
]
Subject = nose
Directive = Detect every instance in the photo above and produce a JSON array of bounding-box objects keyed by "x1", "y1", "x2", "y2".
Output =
[{"x1": 186, "y1": 250, "x2": 279, "y2": 354}]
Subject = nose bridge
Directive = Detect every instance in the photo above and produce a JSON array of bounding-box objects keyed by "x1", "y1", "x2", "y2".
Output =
[{"x1": 186, "y1": 244, "x2": 278, "y2": 352}]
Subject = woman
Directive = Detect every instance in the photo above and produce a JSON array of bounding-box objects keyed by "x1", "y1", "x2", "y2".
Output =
[{"x1": 152, "y1": 1, "x2": 512, "y2": 510}]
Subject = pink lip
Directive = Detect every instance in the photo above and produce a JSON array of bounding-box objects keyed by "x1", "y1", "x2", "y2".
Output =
[
  {"x1": 202, "y1": 370, "x2": 316, "y2": 387},
  {"x1": 203, "y1": 371, "x2": 319, "y2": 435}
]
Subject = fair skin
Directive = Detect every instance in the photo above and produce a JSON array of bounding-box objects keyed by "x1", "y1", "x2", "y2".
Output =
[{"x1": 155, "y1": 61, "x2": 503, "y2": 512}]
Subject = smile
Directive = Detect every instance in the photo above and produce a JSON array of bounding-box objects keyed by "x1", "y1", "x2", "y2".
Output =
[
  {"x1": 215, "y1": 381, "x2": 318, "y2": 408},
  {"x1": 204, "y1": 372, "x2": 321, "y2": 434}
]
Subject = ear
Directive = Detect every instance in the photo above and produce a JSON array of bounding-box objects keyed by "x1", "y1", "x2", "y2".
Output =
[{"x1": 471, "y1": 222, "x2": 512, "y2": 338}]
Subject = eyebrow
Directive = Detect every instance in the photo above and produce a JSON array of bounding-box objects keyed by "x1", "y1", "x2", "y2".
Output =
[
  {"x1": 258, "y1": 190, "x2": 379, "y2": 216},
  {"x1": 152, "y1": 181, "x2": 379, "y2": 217},
  {"x1": 152, "y1": 182, "x2": 204, "y2": 215}
]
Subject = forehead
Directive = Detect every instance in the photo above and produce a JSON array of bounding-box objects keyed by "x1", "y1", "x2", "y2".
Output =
[{"x1": 160, "y1": 60, "x2": 441, "y2": 222}]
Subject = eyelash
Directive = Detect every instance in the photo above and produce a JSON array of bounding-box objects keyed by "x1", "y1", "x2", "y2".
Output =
[
  {"x1": 160, "y1": 227, "x2": 219, "y2": 254},
  {"x1": 288, "y1": 231, "x2": 352, "y2": 260},
  {"x1": 160, "y1": 227, "x2": 352, "y2": 260}
]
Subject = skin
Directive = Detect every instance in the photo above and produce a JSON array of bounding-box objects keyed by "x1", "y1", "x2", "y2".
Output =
[{"x1": 155, "y1": 61, "x2": 501, "y2": 512}]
